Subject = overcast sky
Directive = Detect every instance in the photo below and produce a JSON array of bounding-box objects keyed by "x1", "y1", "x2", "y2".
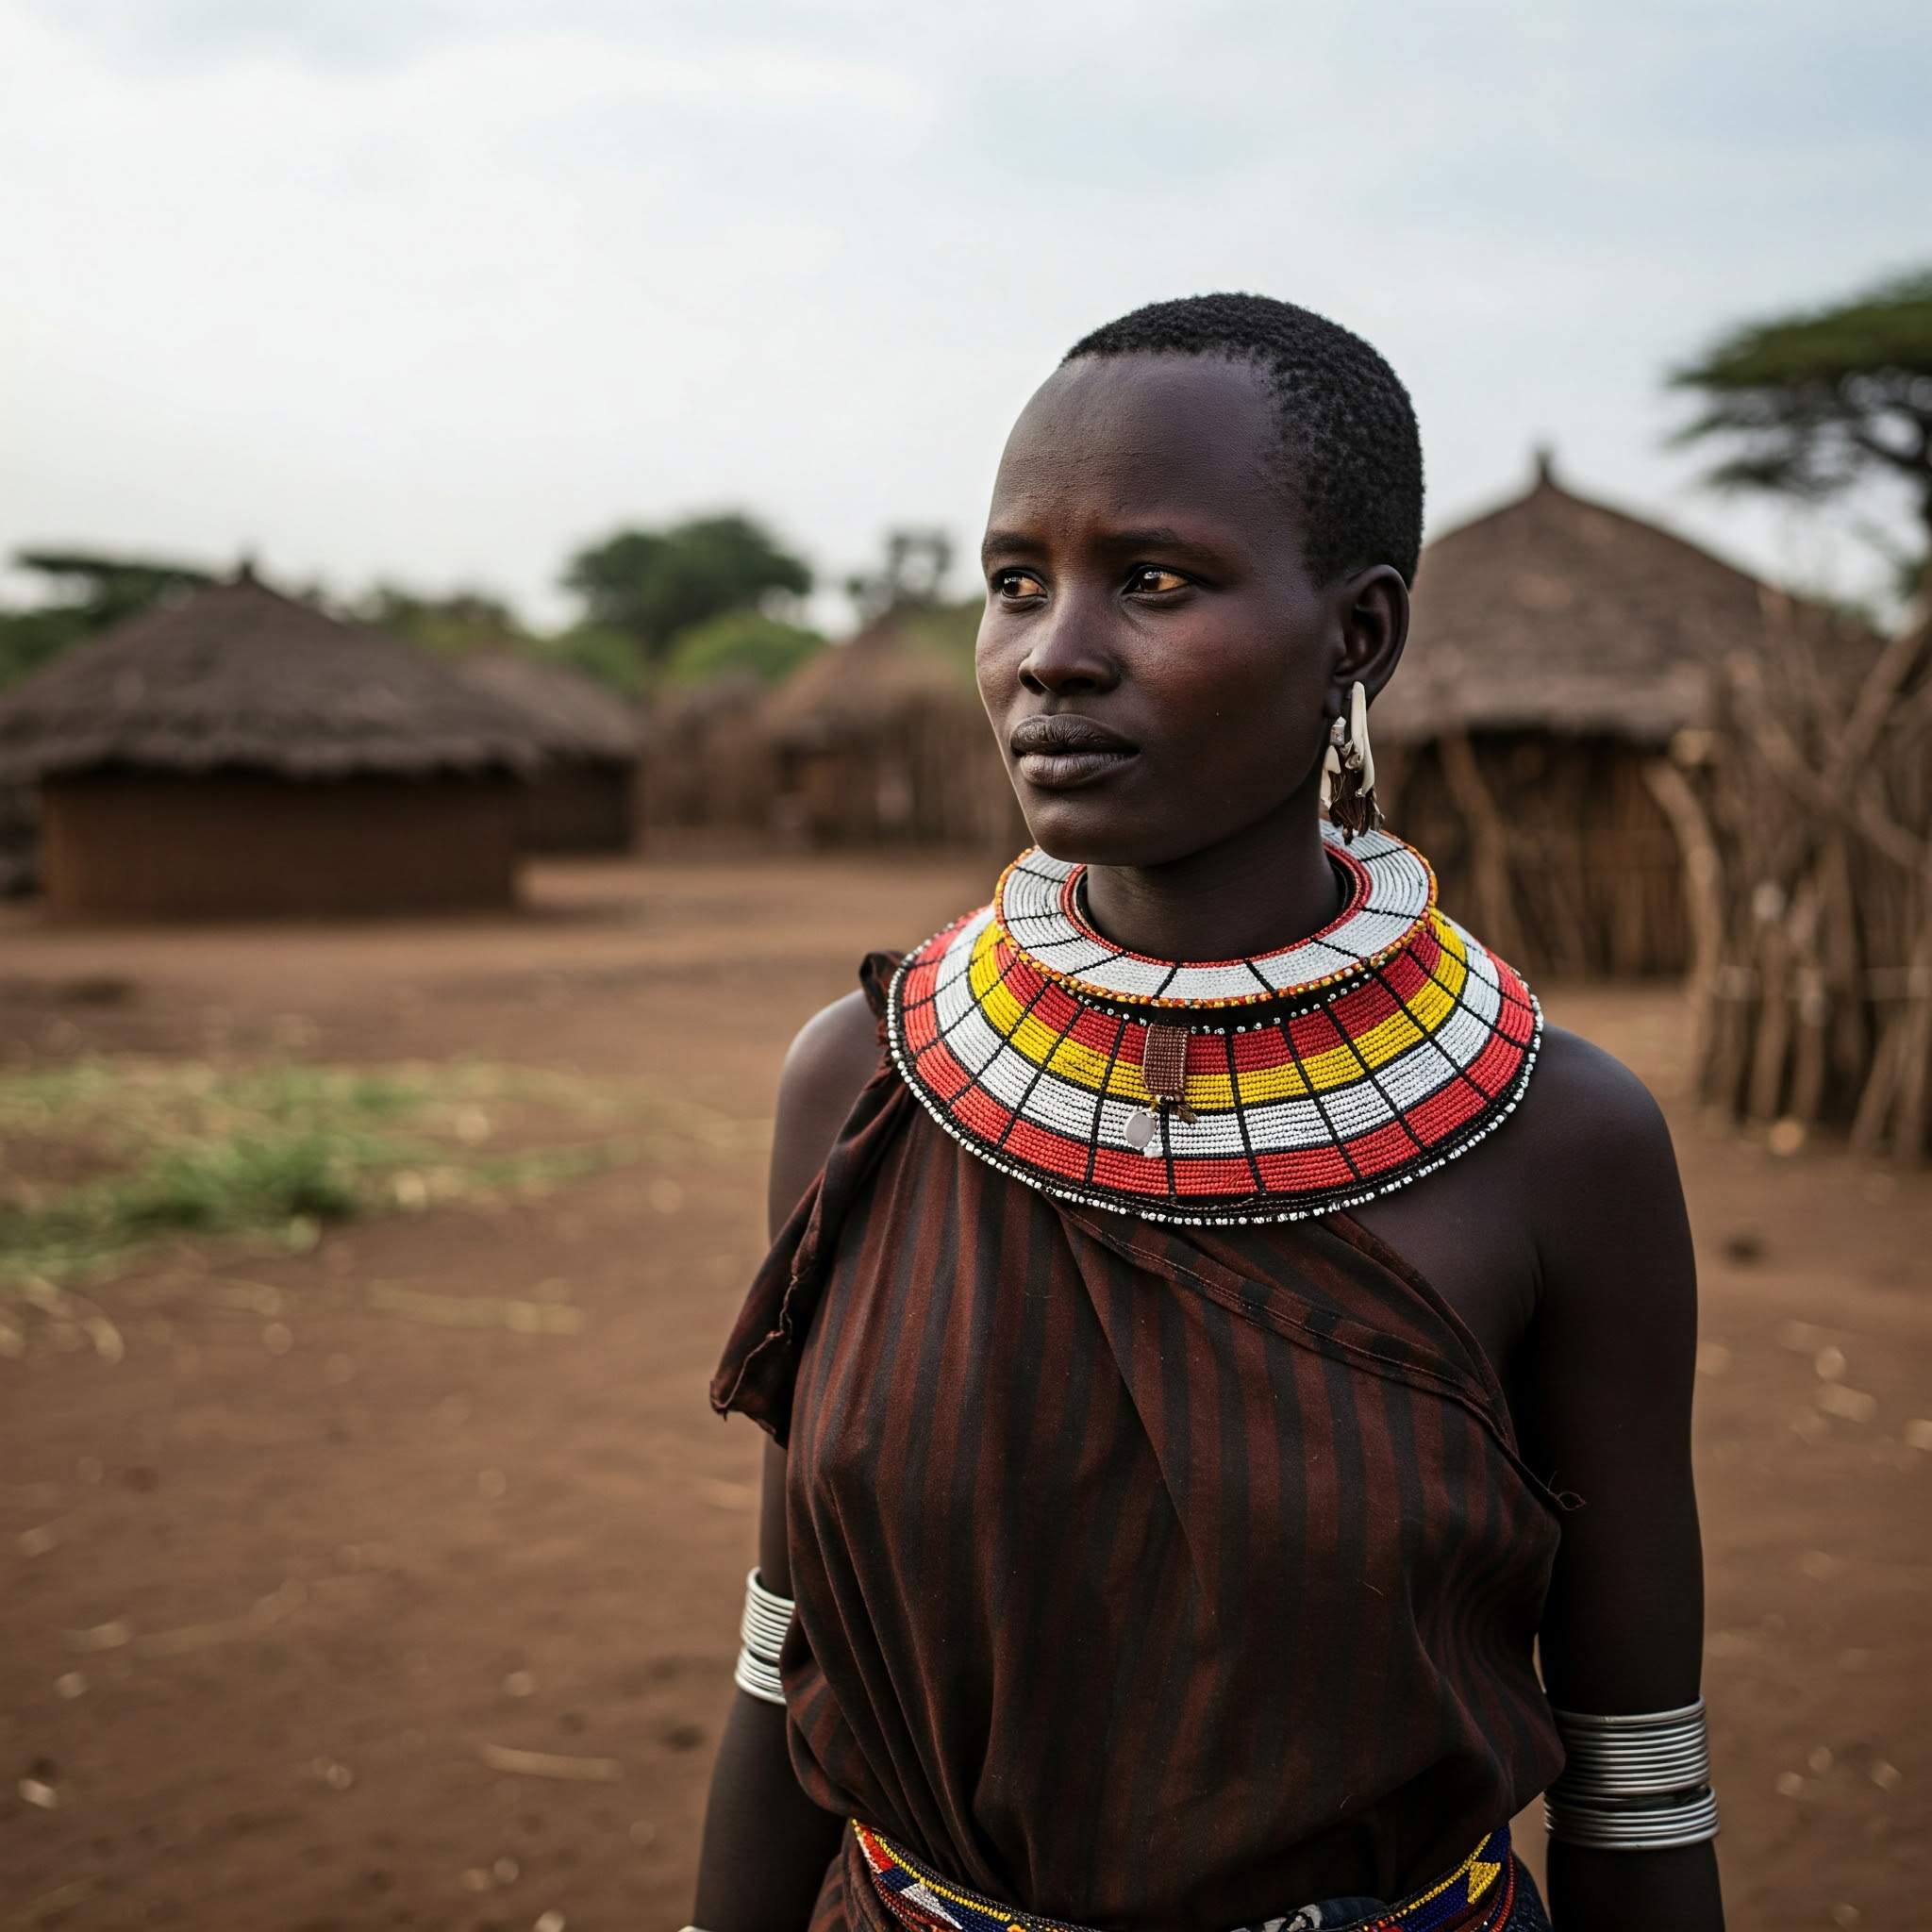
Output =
[{"x1": 2, "y1": 0, "x2": 1925, "y2": 627}]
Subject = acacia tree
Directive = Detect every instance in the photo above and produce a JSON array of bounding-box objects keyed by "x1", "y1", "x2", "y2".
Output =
[
  {"x1": 0, "y1": 550, "x2": 216, "y2": 690},
  {"x1": 13, "y1": 549, "x2": 214, "y2": 625},
  {"x1": 1672, "y1": 270, "x2": 1932, "y2": 601},
  {"x1": 845, "y1": 527, "x2": 954, "y2": 624}
]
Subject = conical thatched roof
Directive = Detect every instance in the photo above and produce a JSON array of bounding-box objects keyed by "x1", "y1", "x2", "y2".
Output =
[
  {"x1": 0, "y1": 577, "x2": 546, "y2": 784},
  {"x1": 760, "y1": 612, "x2": 977, "y2": 750},
  {"x1": 1374, "y1": 455, "x2": 1785, "y2": 748},
  {"x1": 452, "y1": 649, "x2": 643, "y2": 761}
]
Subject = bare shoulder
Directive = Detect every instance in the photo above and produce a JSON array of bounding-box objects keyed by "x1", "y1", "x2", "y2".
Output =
[
  {"x1": 1505, "y1": 1024, "x2": 1695, "y2": 1327},
  {"x1": 779, "y1": 990, "x2": 883, "y2": 1121},
  {"x1": 766, "y1": 990, "x2": 887, "y2": 1234},
  {"x1": 1508, "y1": 1024, "x2": 1678, "y2": 1187}
]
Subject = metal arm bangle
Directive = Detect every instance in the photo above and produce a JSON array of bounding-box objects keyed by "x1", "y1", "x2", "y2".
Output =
[
  {"x1": 1544, "y1": 1699, "x2": 1720, "y2": 1850},
  {"x1": 732, "y1": 1568, "x2": 794, "y2": 1707}
]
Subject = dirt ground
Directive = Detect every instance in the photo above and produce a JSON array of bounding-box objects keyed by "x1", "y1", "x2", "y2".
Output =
[{"x1": 1, "y1": 855, "x2": 1926, "y2": 1932}]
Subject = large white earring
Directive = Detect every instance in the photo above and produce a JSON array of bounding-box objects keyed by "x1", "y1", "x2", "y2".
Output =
[{"x1": 1323, "y1": 680, "x2": 1380, "y2": 841}]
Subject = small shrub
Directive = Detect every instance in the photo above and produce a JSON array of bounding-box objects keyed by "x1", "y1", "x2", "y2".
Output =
[{"x1": 0, "y1": 1057, "x2": 719, "y2": 1294}]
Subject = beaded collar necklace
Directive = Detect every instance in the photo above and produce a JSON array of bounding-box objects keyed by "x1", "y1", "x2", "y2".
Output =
[{"x1": 885, "y1": 824, "x2": 1541, "y2": 1225}]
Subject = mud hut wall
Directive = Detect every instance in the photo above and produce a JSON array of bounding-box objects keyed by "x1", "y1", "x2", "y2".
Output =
[
  {"x1": 1378, "y1": 733, "x2": 1689, "y2": 977},
  {"x1": 640, "y1": 683, "x2": 776, "y2": 840},
  {"x1": 521, "y1": 761, "x2": 637, "y2": 854},
  {"x1": 774, "y1": 699, "x2": 1024, "y2": 850},
  {"x1": 776, "y1": 744, "x2": 871, "y2": 845},
  {"x1": 41, "y1": 770, "x2": 522, "y2": 919},
  {"x1": 0, "y1": 781, "x2": 37, "y2": 898}
]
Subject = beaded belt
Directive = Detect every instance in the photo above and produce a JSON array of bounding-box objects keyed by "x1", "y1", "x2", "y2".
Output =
[{"x1": 853, "y1": 1820, "x2": 1519, "y2": 1932}]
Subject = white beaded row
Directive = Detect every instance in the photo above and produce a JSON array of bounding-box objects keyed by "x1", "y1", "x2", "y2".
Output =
[{"x1": 994, "y1": 827, "x2": 1435, "y2": 1010}]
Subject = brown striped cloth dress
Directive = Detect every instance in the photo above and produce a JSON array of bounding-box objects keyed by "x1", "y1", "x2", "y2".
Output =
[{"x1": 712, "y1": 959, "x2": 1564, "y2": 1932}]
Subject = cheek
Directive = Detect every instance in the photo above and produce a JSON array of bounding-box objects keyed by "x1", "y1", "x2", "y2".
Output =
[
  {"x1": 974, "y1": 624, "x2": 1023, "y2": 714},
  {"x1": 1134, "y1": 636, "x2": 1307, "y2": 744}
]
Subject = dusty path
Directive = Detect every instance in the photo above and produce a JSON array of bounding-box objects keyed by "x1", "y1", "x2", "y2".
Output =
[{"x1": 1, "y1": 858, "x2": 1926, "y2": 1932}]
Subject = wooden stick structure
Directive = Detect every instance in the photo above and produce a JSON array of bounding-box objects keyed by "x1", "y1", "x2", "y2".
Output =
[{"x1": 1657, "y1": 607, "x2": 1931, "y2": 1162}]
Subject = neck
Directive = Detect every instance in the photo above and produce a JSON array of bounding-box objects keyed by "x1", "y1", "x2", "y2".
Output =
[{"x1": 1078, "y1": 780, "x2": 1341, "y2": 963}]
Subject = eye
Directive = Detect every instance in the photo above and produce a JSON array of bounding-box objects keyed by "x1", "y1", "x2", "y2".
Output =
[
  {"x1": 1127, "y1": 566, "x2": 1189, "y2": 595},
  {"x1": 992, "y1": 569, "x2": 1046, "y2": 600}
]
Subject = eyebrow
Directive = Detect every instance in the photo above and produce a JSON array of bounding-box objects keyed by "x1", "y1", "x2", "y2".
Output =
[{"x1": 980, "y1": 529, "x2": 1045, "y2": 561}]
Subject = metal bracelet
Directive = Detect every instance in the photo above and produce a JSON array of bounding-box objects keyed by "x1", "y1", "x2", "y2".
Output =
[
  {"x1": 1545, "y1": 1699, "x2": 1719, "y2": 1850},
  {"x1": 733, "y1": 1568, "x2": 793, "y2": 1708},
  {"x1": 1543, "y1": 1786, "x2": 1721, "y2": 1850},
  {"x1": 732, "y1": 1649, "x2": 787, "y2": 1706}
]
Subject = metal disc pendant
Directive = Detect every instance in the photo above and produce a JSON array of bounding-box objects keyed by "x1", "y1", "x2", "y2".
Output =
[{"x1": 1124, "y1": 1108, "x2": 1158, "y2": 1154}]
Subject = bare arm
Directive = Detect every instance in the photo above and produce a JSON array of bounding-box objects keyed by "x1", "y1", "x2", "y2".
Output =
[
  {"x1": 691, "y1": 991, "x2": 882, "y2": 1932},
  {"x1": 1512, "y1": 1037, "x2": 1724, "y2": 1931}
]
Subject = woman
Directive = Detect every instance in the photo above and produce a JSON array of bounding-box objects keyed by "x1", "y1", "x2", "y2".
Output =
[{"x1": 692, "y1": 294, "x2": 1724, "y2": 1932}]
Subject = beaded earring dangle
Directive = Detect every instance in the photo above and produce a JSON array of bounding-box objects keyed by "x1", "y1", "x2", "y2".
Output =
[{"x1": 1321, "y1": 679, "x2": 1381, "y2": 842}]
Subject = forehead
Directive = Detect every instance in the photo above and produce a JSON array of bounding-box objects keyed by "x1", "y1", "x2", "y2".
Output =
[{"x1": 988, "y1": 353, "x2": 1292, "y2": 541}]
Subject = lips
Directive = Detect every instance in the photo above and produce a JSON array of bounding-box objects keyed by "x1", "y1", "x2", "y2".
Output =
[{"x1": 1009, "y1": 715, "x2": 1139, "y2": 791}]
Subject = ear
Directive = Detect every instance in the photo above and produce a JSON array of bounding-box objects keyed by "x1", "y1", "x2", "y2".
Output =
[{"x1": 1329, "y1": 565, "x2": 1409, "y2": 709}]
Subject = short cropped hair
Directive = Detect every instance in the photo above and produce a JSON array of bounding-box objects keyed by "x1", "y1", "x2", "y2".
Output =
[{"x1": 1063, "y1": 292, "x2": 1424, "y2": 586}]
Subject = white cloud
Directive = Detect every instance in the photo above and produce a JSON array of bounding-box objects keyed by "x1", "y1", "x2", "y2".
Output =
[{"x1": 1, "y1": 0, "x2": 1925, "y2": 623}]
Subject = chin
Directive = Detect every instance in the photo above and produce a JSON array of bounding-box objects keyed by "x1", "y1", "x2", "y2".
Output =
[{"x1": 1016, "y1": 794, "x2": 1186, "y2": 870}]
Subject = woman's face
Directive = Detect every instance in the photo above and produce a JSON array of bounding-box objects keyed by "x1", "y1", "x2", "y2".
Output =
[{"x1": 976, "y1": 352, "x2": 1401, "y2": 868}]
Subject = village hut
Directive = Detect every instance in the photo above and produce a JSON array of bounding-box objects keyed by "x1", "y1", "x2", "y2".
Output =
[
  {"x1": 0, "y1": 575, "x2": 546, "y2": 919},
  {"x1": 758, "y1": 611, "x2": 1023, "y2": 850},
  {"x1": 1374, "y1": 452, "x2": 1807, "y2": 977},
  {"x1": 453, "y1": 649, "x2": 643, "y2": 853},
  {"x1": 0, "y1": 781, "x2": 35, "y2": 898},
  {"x1": 640, "y1": 671, "x2": 776, "y2": 846}
]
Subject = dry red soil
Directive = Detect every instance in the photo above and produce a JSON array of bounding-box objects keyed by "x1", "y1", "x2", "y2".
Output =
[{"x1": 1, "y1": 856, "x2": 1926, "y2": 1932}]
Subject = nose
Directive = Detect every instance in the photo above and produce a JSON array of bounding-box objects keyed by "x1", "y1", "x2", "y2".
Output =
[{"x1": 1016, "y1": 600, "x2": 1120, "y2": 698}]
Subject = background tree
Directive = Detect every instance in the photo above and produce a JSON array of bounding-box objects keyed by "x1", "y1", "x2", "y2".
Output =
[
  {"x1": 661, "y1": 608, "x2": 824, "y2": 687},
  {"x1": 1672, "y1": 269, "x2": 1932, "y2": 604},
  {"x1": 845, "y1": 526, "x2": 954, "y2": 624},
  {"x1": 354, "y1": 587, "x2": 525, "y2": 657},
  {"x1": 0, "y1": 549, "x2": 216, "y2": 691},
  {"x1": 561, "y1": 514, "x2": 812, "y2": 675}
]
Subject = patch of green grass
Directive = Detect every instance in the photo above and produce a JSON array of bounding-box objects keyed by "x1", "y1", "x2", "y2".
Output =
[{"x1": 0, "y1": 1056, "x2": 753, "y2": 1298}]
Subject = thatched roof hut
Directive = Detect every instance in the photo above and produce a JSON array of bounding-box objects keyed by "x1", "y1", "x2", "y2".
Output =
[
  {"x1": 1378, "y1": 451, "x2": 1769, "y2": 750},
  {"x1": 1374, "y1": 455, "x2": 1817, "y2": 977},
  {"x1": 453, "y1": 649, "x2": 643, "y2": 853},
  {"x1": 0, "y1": 577, "x2": 541, "y2": 783},
  {"x1": 0, "y1": 576, "x2": 546, "y2": 919},
  {"x1": 758, "y1": 612, "x2": 1022, "y2": 849}
]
